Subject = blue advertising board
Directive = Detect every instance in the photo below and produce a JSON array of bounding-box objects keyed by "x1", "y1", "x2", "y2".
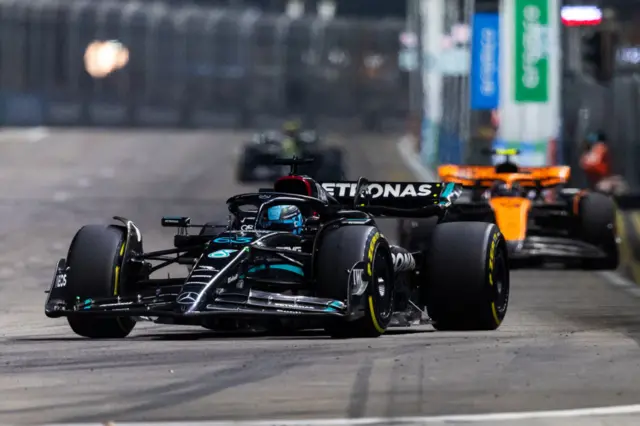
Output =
[
  {"x1": 0, "y1": 92, "x2": 44, "y2": 126},
  {"x1": 470, "y1": 13, "x2": 500, "y2": 110}
]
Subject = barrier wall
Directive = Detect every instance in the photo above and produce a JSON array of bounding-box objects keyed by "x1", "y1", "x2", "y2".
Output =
[{"x1": 0, "y1": 0, "x2": 409, "y2": 131}]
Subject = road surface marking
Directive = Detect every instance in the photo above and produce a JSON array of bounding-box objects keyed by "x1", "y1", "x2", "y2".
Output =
[{"x1": 37, "y1": 403, "x2": 640, "y2": 425}]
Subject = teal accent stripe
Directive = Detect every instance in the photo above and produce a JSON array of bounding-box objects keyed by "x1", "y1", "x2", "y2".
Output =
[
  {"x1": 440, "y1": 182, "x2": 454, "y2": 198},
  {"x1": 439, "y1": 182, "x2": 456, "y2": 205},
  {"x1": 247, "y1": 264, "x2": 304, "y2": 276}
]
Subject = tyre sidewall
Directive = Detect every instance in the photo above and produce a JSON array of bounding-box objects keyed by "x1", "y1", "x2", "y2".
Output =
[
  {"x1": 424, "y1": 222, "x2": 509, "y2": 330},
  {"x1": 486, "y1": 227, "x2": 508, "y2": 325},
  {"x1": 316, "y1": 226, "x2": 394, "y2": 336},
  {"x1": 65, "y1": 225, "x2": 135, "y2": 338},
  {"x1": 578, "y1": 192, "x2": 616, "y2": 245},
  {"x1": 578, "y1": 193, "x2": 619, "y2": 268},
  {"x1": 314, "y1": 148, "x2": 345, "y2": 181},
  {"x1": 66, "y1": 225, "x2": 127, "y2": 306},
  {"x1": 362, "y1": 230, "x2": 394, "y2": 332}
]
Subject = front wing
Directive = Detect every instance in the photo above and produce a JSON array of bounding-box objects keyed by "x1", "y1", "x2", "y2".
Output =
[
  {"x1": 45, "y1": 265, "x2": 349, "y2": 321},
  {"x1": 508, "y1": 236, "x2": 609, "y2": 261}
]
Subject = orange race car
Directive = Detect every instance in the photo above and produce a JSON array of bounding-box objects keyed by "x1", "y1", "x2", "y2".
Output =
[{"x1": 434, "y1": 149, "x2": 618, "y2": 269}]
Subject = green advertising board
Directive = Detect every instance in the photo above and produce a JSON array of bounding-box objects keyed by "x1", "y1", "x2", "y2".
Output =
[{"x1": 514, "y1": 0, "x2": 549, "y2": 103}]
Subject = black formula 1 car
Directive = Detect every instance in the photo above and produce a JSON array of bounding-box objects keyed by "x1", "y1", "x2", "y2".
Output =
[
  {"x1": 45, "y1": 158, "x2": 510, "y2": 339},
  {"x1": 236, "y1": 130, "x2": 344, "y2": 182},
  {"x1": 399, "y1": 149, "x2": 618, "y2": 269}
]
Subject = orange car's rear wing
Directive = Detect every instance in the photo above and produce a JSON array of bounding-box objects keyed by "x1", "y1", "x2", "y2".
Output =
[{"x1": 438, "y1": 165, "x2": 571, "y2": 188}]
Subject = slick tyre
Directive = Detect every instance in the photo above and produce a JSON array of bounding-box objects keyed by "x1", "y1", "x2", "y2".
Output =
[
  {"x1": 236, "y1": 157, "x2": 253, "y2": 182},
  {"x1": 65, "y1": 225, "x2": 136, "y2": 338},
  {"x1": 316, "y1": 226, "x2": 394, "y2": 338},
  {"x1": 578, "y1": 192, "x2": 618, "y2": 269},
  {"x1": 423, "y1": 222, "x2": 509, "y2": 331},
  {"x1": 236, "y1": 147, "x2": 257, "y2": 182},
  {"x1": 315, "y1": 148, "x2": 345, "y2": 181}
]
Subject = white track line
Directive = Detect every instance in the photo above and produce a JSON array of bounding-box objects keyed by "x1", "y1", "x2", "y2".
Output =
[
  {"x1": 599, "y1": 270, "x2": 640, "y2": 298},
  {"x1": 0, "y1": 126, "x2": 49, "y2": 143},
  {"x1": 396, "y1": 135, "x2": 435, "y2": 181},
  {"x1": 36, "y1": 403, "x2": 640, "y2": 425}
]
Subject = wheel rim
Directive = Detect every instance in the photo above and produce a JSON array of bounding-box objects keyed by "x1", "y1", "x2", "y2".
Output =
[
  {"x1": 491, "y1": 249, "x2": 509, "y2": 317},
  {"x1": 372, "y1": 249, "x2": 393, "y2": 321}
]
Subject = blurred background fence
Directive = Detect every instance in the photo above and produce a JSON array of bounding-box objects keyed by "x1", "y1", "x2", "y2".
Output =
[
  {"x1": 561, "y1": 6, "x2": 640, "y2": 190},
  {"x1": 0, "y1": 0, "x2": 410, "y2": 131},
  {"x1": 561, "y1": 75, "x2": 640, "y2": 190}
]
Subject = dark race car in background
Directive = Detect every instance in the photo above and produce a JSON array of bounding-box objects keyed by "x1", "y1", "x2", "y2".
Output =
[
  {"x1": 236, "y1": 129, "x2": 345, "y2": 182},
  {"x1": 45, "y1": 158, "x2": 510, "y2": 339}
]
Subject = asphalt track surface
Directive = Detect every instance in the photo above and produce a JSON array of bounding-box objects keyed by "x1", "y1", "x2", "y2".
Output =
[{"x1": 2, "y1": 128, "x2": 640, "y2": 424}]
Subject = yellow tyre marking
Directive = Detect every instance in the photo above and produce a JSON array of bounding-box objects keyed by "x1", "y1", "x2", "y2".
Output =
[
  {"x1": 114, "y1": 266, "x2": 121, "y2": 296},
  {"x1": 114, "y1": 242, "x2": 125, "y2": 295},
  {"x1": 368, "y1": 296, "x2": 385, "y2": 334},
  {"x1": 488, "y1": 232, "x2": 501, "y2": 326},
  {"x1": 365, "y1": 232, "x2": 385, "y2": 334},
  {"x1": 491, "y1": 302, "x2": 500, "y2": 326},
  {"x1": 367, "y1": 232, "x2": 380, "y2": 277}
]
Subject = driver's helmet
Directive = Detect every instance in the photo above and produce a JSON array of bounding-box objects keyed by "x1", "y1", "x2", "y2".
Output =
[
  {"x1": 259, "y1": 205, "x2": 305, "y2": 235},
  {"x1": 489, "y1": 181, "x2": 525, "y2": 198},
  {"x1": 282, "y1": 120, "x2": 302, "y2": 138}
]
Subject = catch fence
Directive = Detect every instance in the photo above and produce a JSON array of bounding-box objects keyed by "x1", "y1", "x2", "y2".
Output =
[{"x1": 0, "y1": 0, "x2": 409, "y2": 131}]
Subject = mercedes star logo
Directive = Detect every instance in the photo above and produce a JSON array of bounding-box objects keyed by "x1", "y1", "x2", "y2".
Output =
[{"x1": 177, "y1": 292, "x2": 199, "y2": 305}]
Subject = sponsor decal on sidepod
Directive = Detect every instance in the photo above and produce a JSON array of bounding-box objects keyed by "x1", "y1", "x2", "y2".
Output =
[{"x1": 392, "y1": 252, "x2": 416, "y2": 272}]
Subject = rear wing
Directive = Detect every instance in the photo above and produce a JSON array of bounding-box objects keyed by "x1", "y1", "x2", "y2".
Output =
[
  {"x1": 319, "y1": 180, "x2": 460, "y2": 211},
  {"x1": 438, "y1": 165, "x2": 571, "y2": 188}
]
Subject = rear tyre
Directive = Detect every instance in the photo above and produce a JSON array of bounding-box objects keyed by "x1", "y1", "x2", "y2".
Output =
[
  {"x1": 236, "y1": 147, "x2": 257, "y2": 182},
  {"x1": 65, "y1": 225, "x2": 136, "y2": 338},
  {"x1": 314, "y1": 148, "x2": 345, "y2": 181},
  {"x1": 423, "y1": 222, "x2": 509, "y2": 331},
  {"x1": 578, "y1": 192, "x2": 618, "y2": 269},
  {"x1": 316, "y1": 226, "x2": 394, "y2": 338}
]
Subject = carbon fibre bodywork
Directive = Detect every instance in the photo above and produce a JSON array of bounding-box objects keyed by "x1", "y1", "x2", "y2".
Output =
[
  {"x1": 44, "y1": 166, "x2": 465, "y2": 332},
  {"x1": 431, "y1": 152, "x2": 616, "y2": 266}
]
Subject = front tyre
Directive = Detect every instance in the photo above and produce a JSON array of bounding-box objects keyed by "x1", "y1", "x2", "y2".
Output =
[
  {"x1": 316, "y1": 226, "x2": 394, "y2": 338},
  {"x1": 423, "y1": 222, "x2": 509, "y2": 331},
  {"x1": 65, "y1": 225, "x2": 136, "y2": 338}
]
